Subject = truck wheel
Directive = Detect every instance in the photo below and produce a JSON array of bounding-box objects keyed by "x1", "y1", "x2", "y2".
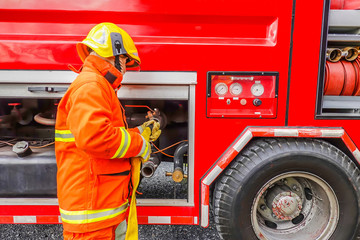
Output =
[{"x1": 213, "y1": 138, "x2": 360, "y2": 240}]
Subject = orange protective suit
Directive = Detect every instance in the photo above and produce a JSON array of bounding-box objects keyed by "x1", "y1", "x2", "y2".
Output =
[{"x1": 55, "y1": 55, "x2": 150, "y2": 234}]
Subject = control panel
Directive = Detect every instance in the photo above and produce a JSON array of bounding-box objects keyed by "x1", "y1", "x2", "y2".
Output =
[{"x1": 206, "y1": 72, "x2": 278, "y2": 118}]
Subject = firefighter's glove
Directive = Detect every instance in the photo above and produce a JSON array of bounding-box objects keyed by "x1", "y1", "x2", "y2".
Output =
[
  {"x1": 141, "y1": 126, "x2": 151, "y2": 142},
  {"x1": 138, "y1": 120, "x2": 161, "y2": 142},
  {"x1": 149, "y1": 121, "x2": 161, "y2": 142},
  {"x1": 138, "y1": 120, "x2": 155, "y2": 134}
]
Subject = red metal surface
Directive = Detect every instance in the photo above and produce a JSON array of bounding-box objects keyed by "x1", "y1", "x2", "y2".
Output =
[
  {"x1": 0, "y1": 0, "x2": 294, "y2": 224},
  {"x1": 2, "y1": 0, "x2": 359, "y2": 228}
]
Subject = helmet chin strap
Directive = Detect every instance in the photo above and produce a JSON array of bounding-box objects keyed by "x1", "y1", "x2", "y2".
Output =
[{"x1": 115, "y1": 55, "x2": 122, "y2": 73}]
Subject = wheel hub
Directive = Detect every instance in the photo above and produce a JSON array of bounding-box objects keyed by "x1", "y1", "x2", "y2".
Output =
[
  {"x1": 271, "y1": 192, "x2": 302, "y2": 220},
  {"x1": 252, "y1": 173, "x2": 339, "y2": 240}
]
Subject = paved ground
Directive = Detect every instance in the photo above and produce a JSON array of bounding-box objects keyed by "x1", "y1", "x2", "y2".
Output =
[{"x1": 0, "y1": 216, "x2": 220, "y2": 240}]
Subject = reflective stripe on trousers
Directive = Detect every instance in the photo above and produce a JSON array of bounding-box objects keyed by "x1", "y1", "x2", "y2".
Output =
[{"x1": 60, "y1": 201, "x2": 128, "y2": 224}]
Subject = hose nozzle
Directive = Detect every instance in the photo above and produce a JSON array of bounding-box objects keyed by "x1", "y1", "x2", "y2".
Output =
[
  {"x1": 326, "y1": 48, "x2": 342, "y2": 62},
  {"x1": 141, "y1": 155, "x2": 160, "y2": 178},
  {"x1": 343, "y1": 47, "x2": 359, "y2": 61}
]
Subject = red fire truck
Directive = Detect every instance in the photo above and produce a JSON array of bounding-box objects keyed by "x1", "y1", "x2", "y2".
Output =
[{"x1": 1, "y1": 0, "x2": 360, "y2": 239}]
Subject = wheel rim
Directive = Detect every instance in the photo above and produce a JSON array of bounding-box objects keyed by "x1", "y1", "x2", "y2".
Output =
[{"x1": 251, "y1": 172, "x2": 339, "y2": 240}]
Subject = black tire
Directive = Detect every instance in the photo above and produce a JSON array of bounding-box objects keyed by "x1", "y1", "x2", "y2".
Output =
[{"x1": 213, "y1": 138, "x2": 360, "y2": 240}]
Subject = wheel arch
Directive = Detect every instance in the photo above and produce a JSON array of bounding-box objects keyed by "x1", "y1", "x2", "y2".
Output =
[{"x1": 200, "y1": 126, "x2": 360, "y2": 228}]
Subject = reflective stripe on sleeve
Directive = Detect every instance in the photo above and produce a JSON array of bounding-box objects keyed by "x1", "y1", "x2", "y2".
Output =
[
  {"x1": 136, "y1": 136, "x2": 150, "y2": 159},
  {"x1": 60, "y1": 201, "x2": 128, "y2": 224},
  {"x1": 136, "y1": 126, "x2": 144, "y2": 134},
  {"x1": 141, "y1": 142, "x2": 150, "y2": 160},
  {"x1": 55, "y1": 130, "x2": 75, "y2": 142},
  {"x1": 111, "y1": 127, "x2": 131, "y2": 159}
]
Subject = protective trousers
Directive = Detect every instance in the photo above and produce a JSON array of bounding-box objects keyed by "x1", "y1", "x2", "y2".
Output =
[
  {"x1": 63, "y1": 220, "x2": 127, "y2": 240},
  {"x1": 62, "y1": 151, "x2": 142, "y2": 240}
]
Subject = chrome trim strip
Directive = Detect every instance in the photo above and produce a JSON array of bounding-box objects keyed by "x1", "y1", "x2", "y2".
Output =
[
  {"x1": 203, "y1": 165, "x2": 222, "y2": 186},
  {"x1": 117, "y1": 85, "x2": 188, "y2": 100},
  {"x1": 274, "y1": 129, "x2": 299, "y2": 137},
  {"x1": 0, "y1": 198, "x2": 58, "y2": 205},
  {"x1": 136, "y1": 199, "x2": 191, "y2": 206},
  {"x1": 353, "y1": 149, "x2": 360, "y2": 162},
  {"x1": 148, "y1": 216, "x2": 171, "y2": 224},
  {"x1": 321, "y1": 129, "x2": 344, "y2": 137},
  {"x1": 13, "y1": 216, "x2": 37, "y2": 223},
  {"x1": 201, "y1": 205, "x2": 209, "y2": 227},
  {"x1": 0, "y1": 70, "x2": 77, "y2": 84},
  {"x1": 123, "y1": 71, "x2": 197, "y2": 85},
  {"x1": 188, "y1": 84, "x2": 196, "y2": 206},
  {"x1": 0, "y1": 70, "x2": 196, "y2": 85},
  {"x1": 233, "y1": 130, "x2": 253, "y2": 152}
]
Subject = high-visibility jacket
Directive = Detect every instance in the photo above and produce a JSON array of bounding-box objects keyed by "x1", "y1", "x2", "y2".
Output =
[{"x1": 55, "y1": 55, "x2": 150, "y2": 233}]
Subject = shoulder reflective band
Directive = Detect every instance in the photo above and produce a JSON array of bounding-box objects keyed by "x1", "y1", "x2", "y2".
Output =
[
  {"x1": 112, "y1": 127, "x2": 131, "y2": 159},
  {"x1": 55, "y1": 130, "x2": 75, "y2": 142},
  {"x1": 60, "y1": 201, "x2": 128, "y2": 224}
]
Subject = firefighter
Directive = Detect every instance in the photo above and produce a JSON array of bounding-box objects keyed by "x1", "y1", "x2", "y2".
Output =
[{"x1": 55, "y1": 22, "x2": 160, "y2": 240}]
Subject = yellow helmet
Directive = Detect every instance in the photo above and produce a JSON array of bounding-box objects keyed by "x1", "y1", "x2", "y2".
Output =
[{"x1": 77, "y1": 22, "x2": 140, "y2": 68}]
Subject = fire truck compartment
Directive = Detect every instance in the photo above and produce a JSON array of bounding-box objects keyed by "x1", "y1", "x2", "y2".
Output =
[
  {"x1": 0, "y1": 145, "x2": 56, "y2": 197},
  {"x1": 0, "y1": 71, "x2": 196, "y2": 204},
  {"x1": 317, "y1": 9, "x2": 360, "y2": 118}
]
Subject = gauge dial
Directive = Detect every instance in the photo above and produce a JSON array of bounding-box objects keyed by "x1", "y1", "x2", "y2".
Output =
[
  {"x1": 251, "y1": 83, "x2": 265, "y2": 97},
  {"x1": 215, "y1": 82, "x2": 228, "y2": 96},
  {"x1": 229, "y1": 83, "x2": 243, "y2": 96}
]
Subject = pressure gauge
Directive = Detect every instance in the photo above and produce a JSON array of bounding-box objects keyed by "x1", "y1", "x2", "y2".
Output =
[
  {"x1": 229, "y1": 83, "x2": 243, "y2": 96},
  {"x1": 251, "y1": 83, "x2": 265, "y2": 97},
  {"x1": 215, "y1": 82, "x2": 228, "y2": 96}
]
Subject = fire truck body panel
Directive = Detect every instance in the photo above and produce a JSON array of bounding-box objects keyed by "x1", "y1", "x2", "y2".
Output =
[{"x1": 1, "y1": 0, "x2": 360, "y2": 238}]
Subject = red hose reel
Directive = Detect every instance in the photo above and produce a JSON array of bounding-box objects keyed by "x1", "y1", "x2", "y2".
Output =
[
  {"x1": 331, "y1": 0, "x2": 360, "y2": 9},
  {"x1": 324, "y1": 57, "x2": 360, "y2": 96}
]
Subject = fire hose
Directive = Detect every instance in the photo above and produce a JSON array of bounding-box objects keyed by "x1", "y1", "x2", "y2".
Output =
[
  {"x1": 331, "y1": 0, "x2": 360, "y2": 9},
  {"x1": 324, "y1": 56, "x2": 360, "y2": 96}
]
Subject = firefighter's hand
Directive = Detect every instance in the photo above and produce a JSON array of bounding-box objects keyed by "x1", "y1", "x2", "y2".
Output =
[
  {"x1": 139, "y1": 120, "x2": 155, "y2": 134},
  {"x1": 149, "y1": 121, "x2": 161, "y2": 142},
  {"x1": 139, "y1": 120, "x2": 161, "y2": 142}
]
